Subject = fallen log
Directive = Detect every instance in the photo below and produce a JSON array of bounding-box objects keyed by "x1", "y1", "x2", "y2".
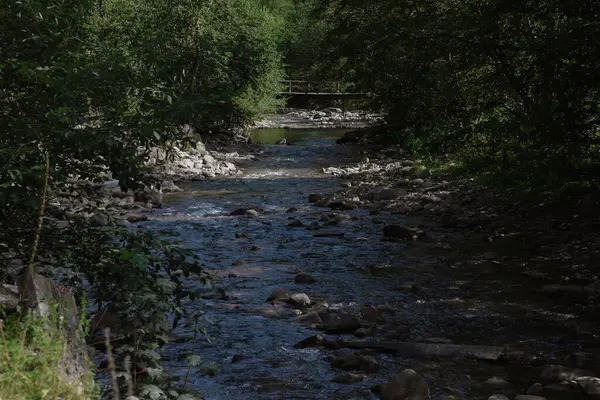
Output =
[{"x1": 339, "y1": 340, "x2": 505, "y2": 361}]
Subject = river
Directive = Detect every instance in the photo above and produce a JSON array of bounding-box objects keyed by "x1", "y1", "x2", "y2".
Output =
[{"x1": 137, "y1": 129, "x2": 571, "y2": 400}]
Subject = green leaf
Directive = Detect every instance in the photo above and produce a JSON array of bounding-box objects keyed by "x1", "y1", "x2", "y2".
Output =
[
  {"x1": 186, "y1": 354, "x2": 202, "y2": 367},
  {"x1": 139, "y1": 384, "x2": 166, "y2": 400}
]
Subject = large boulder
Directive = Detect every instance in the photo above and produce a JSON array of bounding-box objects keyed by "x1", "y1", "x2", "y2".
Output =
[
  {"x1": 0, "y1": 284, "x2": 19, "y2": 312},
  {"x1": 320, "y1": 314, "x2": 361, "y2": 333},
  {"x1": 17, "y1": 271, "x2": 90, "y2": 389},
  {"x1": 381, "y1": 369, "x2": 430, "y2": 400}
]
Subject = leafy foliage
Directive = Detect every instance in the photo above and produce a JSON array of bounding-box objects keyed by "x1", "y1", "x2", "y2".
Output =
[
  {"x1": 0, "y1": 0, "x2": 283, "y2": 397},
  {"x1": 318, "y1": 0, "x2": 600, "y2": 184}
]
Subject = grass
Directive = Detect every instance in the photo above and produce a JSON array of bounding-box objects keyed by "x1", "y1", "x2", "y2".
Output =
[{"x1": 0, "y1": 310, "x2": 97, "y2": 400}]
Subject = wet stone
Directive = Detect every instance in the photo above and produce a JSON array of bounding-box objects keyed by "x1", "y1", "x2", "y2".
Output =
[
  {"x1": 330, "y1": 353, "x2": 379, "y2": 373},
  {"x1": 381, "y1": 369, "x2": 430, "y2": 400},
  {"x1": 266, "y1": 288, "x2": 289, "y2": 302},
  {"x1": 294, "y1": 273, "x2": 317, "y2": 284},
  {"x1": 246, "y1": 209, "x2": 260, "y2": 217},
  {"x1": 383, "y1": 224, "x2": 425, "y2": 240},
  {"x1": 289, "y1": 293, "x2": 311, "y2": 307},
  {"x1": 292, "y1": 312, "x2": 322, "y2": 325},
  {"x1": 331, "y1": 372, "x2": 365, "y2": 384},
  {"x1": 515, "y1": 396, "x2": 547, "y2": 400},
  {"x1": 323, "y1": 337, "x2": 342, "y2": 350},
  {"x1": 354, "y1": 328, "x2": 371, "y2": 338},
  {"x1": 488, "y1": 396, "x2": 509, "y2": 400},
  {"x1": 294, "y1": 335, "x2": 323, "y2": 349},
  {"x1": 484, "y1": 377, "x2": 513, "y2": 392},
  {"x1": 360, "y1": 305, "x2": 382, "y2": 323},
  {"x1": 320, "y1": 314, "x2": 362, "y2": 333},
  {"x1": 527, "y1": 383, "x2": 543, "y2": 395},
  {"x1": 308, "y1": 193, "x2": 324, "y2": 203}
]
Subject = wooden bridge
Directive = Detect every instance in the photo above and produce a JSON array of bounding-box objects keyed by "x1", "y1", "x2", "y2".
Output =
[{"x1": 280, "y1": 80, "x2": 364, "y2": 97}]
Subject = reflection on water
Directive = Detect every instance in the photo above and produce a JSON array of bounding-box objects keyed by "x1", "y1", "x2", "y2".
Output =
[{"x1": 250, "y1": 128, "x2": 347, "y2": 145}]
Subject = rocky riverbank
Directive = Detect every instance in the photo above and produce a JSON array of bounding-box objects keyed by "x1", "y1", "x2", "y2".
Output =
[
  {"x1": 287, "y1": 143, "x2": 600, "y2": 400},
  {"x1": 250, "y1": 108, "x2": 381, "y2": 130},
  {"x1": 44, "y1": 140, "x2": 252, "y2": 228}
]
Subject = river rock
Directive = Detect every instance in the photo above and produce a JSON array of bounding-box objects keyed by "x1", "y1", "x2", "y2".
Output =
[
  {"x1": 484, "y1": 377, "x2": 513, "y2": 392},
  {"x1": 88, "y1": 213, "x2": 109, "y2": 227},
  {"x1": 320, "y1": 314, "x2": 362, "y2": 333},
  {"x1": 135, "y1": 187, "x2": 163, "y2": 207},
  {"x1": 515, "y1": 396, "x2": 547, "y2": 400},
  {"x1": 275, "y1": 138, "x2": 287, "y2": 145},
  {"x1": 114, "y1": 218, "x2": 130, "y2": 227},
  {"x1": 360, "y1": 306, "x2": 382, "y2": 323},
  {"x1": 295, "y1": 273, "x2": 317, "y2": 284},
  {"x1": 294, "y1": 335, "x2": 324, "y2": 349},
  {"x1": 354, "y1": 328, "x2": 371, "y2": 338},
  {"x1": 415, "y1": 169, "x2": 431, "y2": 179},
  {"x1": 288, "y1": 220, "x2": 305, "y2": 227},
  {"x1": 331, "y1": 372, "x2": 365, "y2": 384},
  {"x1": 328, "y1": 200, "x2": 359, "y2": 210},
  {"x1": 323, "y1": 337, "x2": 342, "y2": 350},
  {"x1": 160, "y1": 180, "x2": 183, "y2": 193},
  {"x1": 308, "y1": 194, "x2": 324, "y2": 203},
  {"x1": 266, "y1": 288, "x2": 289, "y2": 302},
  {"x1": 543, "y1": 382, "x2": 581, "y2": 397},
  {"x1": 541, "y1": 365, "x2": 594, "y2": 381},
  {"x1": 330, "y1": 353, "x2": 379, "y2": 373},
  {"x1": 527, "y1": 383, "x2": 543, "y2": 395},
  {"x1": 0, "y1": 284, "x2": 19, "y2": 312},
  {"x1": 203, "y1": 154, "x2": 217, "y2": 166},
  {"x1": 380, "y1": 369, "x2": 430, "y2": 400},
  {"x1": 577, "y1": 376, "x2": 600, "y2": 395},
  {"x1": 246, "y1": 209, "x2": 260, "y2": 217},
  {"x1": 293, "y1": 312, "x2": 322, "y2": 325},
  {"x1": 125, "y1": 213, "x2": 148, "y2": 223},
  {"x1": 259, "y1": 307, "x2": 283, "y2": 319},
  {"x1": 366, "y1": 188, "x2": 406, "y2": 201},
  {"x1": 487, "y1": 396, "x2": 509, "y2": 400},
  {"x1": 383, "y1": 225, "x2": 425, "y2": 240},
  {"x1": 336, "y1": 130, "x2": 364, "y2": 144},
  {"x1": 203, "y1": 169, "x2": 216, "y2": 178},
  {"x1": 289, "y1": 293, "x2": 311, "y2": 307}
]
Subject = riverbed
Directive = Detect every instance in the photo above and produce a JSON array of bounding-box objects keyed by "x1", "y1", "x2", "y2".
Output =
[{"x1": 136, "y1": 129, "x2": 597, "y2": 400}]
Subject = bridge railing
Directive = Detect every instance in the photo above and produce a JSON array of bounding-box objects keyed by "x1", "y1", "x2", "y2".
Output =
[{"x1": 280, "y1": 80, "x2": 349, "y2": 95}]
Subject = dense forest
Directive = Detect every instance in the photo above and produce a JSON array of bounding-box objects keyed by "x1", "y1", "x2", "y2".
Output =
[{"x1": 1, "y1": 0, "x2": 599, "y2": 398}]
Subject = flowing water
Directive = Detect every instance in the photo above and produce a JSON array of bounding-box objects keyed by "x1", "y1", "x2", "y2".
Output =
[{"x1": 137, "y1": 129, "x2": 590, "y2": 400}]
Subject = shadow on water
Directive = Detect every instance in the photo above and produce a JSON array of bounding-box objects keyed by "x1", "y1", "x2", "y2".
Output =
[
  {"x1": 138, "y1": 130, "x2": 598, "y2": 400},
  {"x1": 250, "y1": 128, "x2": 348, "y2": 145}
]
